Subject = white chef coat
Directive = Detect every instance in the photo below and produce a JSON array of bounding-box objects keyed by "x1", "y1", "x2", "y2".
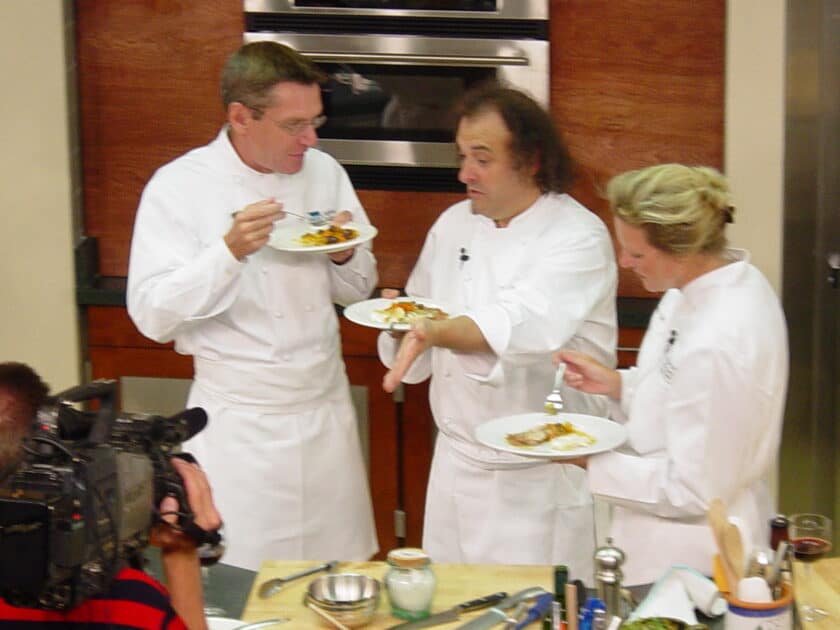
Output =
[
  {"x1": 587, "y1": 250, "x2": 788, "y2": 585},
  {"x1": 127, "y1": 127, "x2": 379, "y2": 569},
  {"x1": 379, "y1": 193, "x2": 618, "y2": 581}
]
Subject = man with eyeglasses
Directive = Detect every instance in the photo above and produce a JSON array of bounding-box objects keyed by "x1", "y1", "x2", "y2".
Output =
[{"x1": 127, "y1": 41, "x2": 378, "y2": 570}]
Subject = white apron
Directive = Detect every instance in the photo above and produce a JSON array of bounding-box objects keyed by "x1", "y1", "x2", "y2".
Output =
[
  {"x1": 380, "y1": 193, "x2": 618, "y2": 583},
  {"x1": 183, "y1": 359, "x2": 377, "y2": 570},
  {"x1": 127, "y1": 128, "x2": 380, "y2": 570}
]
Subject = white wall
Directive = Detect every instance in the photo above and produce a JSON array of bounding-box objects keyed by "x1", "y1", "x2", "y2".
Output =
[
  {"x1": 725, "y1": 0, "x2": 786, "y2": 292},
  {"x1": 0, "y1": 1, "x2": 81, "y2": 391}
]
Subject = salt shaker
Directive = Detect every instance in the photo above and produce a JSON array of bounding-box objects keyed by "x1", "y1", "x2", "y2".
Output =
[
  {"x1": 593, "y1": 538, "x2": 625, "y2": 620},
  {"x1": 384, "y1": 547, "x2": 437, "y2": 621}
]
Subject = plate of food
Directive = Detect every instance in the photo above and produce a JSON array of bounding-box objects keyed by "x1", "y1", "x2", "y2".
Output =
[
  {"x1": 268, "y1": 221, "x2": 378, "y2": 254},
  {"x1": 344, "y1": 297, "x2": 454, "y2": 331},
  {"x1": 474, "y1": 412, "x2": 627, "y2": 459}
]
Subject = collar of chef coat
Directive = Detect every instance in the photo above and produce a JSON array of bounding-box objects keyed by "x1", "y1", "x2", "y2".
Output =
[
  {"x1": 679, "y1": 248, "x2": 750, "y2": 303},
  {"x1": 209, "y1": 125, "x2": 309, "y2": 184}
]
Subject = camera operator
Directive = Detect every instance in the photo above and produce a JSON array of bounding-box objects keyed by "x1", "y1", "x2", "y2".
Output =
[{"x1": 0, "y1": 362, "x2": 221, "y2": 630}]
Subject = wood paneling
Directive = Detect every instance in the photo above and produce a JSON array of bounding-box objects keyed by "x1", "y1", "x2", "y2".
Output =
[
  {"x1": 550, "y1": 0, "x2": 726, "y2": 297},
  {"x1": 76, "y1": 0, "x2": 243, "y2": 277}
]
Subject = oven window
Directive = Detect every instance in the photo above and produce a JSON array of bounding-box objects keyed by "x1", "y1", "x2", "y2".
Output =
[
  {"x1": 321, "y1": 63, "x2": 496, "y2": 142},
  {"x1": 295, "y1": 1, "x2": 498, "y2": 11}
]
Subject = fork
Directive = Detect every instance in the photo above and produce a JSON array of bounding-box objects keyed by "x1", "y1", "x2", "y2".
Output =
[
  {"x1": 283, "y1": 209, "x2": 335, "y2": 226},
  {"x1": 544, "y1": 362, "x2": 566, "y2": 415},
  {"x1": 231, "y1": 209, "x2": 334, "y2": 227}
]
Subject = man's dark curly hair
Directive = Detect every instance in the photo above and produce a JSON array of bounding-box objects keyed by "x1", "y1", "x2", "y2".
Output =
[
  {"x1": 458, "y1": 86, "x2": 575, "y2": 193},
  {"x1": 0, "y1": 362, "x2": 50, "y2": 471}
]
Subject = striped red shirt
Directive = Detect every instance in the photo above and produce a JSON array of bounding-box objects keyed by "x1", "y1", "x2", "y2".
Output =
[{"x1": 0, "y1": 568, "x2": 187, "y2": 629}]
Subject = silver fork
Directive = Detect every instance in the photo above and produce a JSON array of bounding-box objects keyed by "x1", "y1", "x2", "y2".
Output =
[
  {"x1": 544, "y1": 362, "x2": 566, "y2": 415},
  {"x1": 231, "y1": 210, "x2": 334, "y2": 227},
  {"x1": 283, "y1": 210, "x2": 335, "y2": 226}
]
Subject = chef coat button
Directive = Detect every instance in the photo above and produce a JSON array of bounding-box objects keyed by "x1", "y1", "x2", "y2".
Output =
[
  {"x1": 261, "y1": 267, "x2": 268, "y2": 274},
  {"x1": 274, "y1": 312, "x2": 284, "y2": 319},
  {"x1": 283, "y1": 354, "x2": 292, "y2": 362},
  {"x1": 305, "y1": 305, "x2": 314, "y2": 312}
]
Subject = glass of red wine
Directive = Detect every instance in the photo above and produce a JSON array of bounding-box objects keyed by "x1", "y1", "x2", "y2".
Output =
[{"x1": 789, "y1": 513, "x2": 833, "y2": 622}]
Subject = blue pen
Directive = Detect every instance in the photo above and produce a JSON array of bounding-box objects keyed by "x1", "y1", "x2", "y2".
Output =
[{"x1": 514, "y1": 592, "x2": 555, "y2": 629}]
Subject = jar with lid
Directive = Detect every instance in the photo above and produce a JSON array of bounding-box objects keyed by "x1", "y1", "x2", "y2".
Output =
[{"x1": 384, "y1": 547, "x2": 437, "y2": 621}]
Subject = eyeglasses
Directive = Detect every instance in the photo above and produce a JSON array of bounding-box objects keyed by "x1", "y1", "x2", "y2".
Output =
[{"x1": 255, "y1": 111, "x2": 327, "y2": 136}]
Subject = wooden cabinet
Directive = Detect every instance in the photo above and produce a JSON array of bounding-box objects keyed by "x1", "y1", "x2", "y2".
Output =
[{"x1": 76, "y1": 0, "x2": 723, "y2": 556}]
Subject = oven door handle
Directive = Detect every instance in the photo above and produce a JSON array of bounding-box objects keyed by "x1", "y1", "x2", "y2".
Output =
[{"x1": 302, "y1": 51, "x2": 529, "y2": 67}]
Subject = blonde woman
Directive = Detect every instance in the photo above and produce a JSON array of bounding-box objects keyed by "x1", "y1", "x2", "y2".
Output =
[{"x1": 556, "y1": 164, "x2": 788, "y2": 585}]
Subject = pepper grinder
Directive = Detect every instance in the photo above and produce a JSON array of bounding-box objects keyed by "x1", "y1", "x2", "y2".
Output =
[{"x1": 593, "y1": 537, "x2": 626, "y2": 620}]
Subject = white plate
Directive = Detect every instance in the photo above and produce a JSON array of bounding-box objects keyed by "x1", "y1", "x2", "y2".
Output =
[
  {"x1": 474, "y1": 412, "x2": 628, "y2": 459},
  {"x1": 267, "y1": 221, "x2": 378, "y2": 253},
  {"x1": 206, "y1": 617, "x2": 244, "y2": 630},
  {"x1": 343, "y1": 297, "x2": 454, "y2": 331}
]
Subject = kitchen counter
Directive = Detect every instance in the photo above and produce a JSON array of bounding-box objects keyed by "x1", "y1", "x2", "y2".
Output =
[
  {"x1": 241, "y1": 560, "x2": 554, "y2": 628},
  {"x1": 793, "y1": 556, "x2": 840, "y2": 627}
]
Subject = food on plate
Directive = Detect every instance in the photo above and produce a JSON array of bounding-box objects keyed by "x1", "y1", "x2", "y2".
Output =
[
  {"x1": 298, "y1": 224, "x2": 359, "y2": 247},
  {"x1": 505, "y1": 421, "x2": 596, "y2": 450},
  {"x1": 373, "y1": 300, "x2": 449, "y2": 325}
]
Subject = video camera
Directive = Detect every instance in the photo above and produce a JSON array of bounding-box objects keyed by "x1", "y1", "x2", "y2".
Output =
[{"x1": 0, "y1": 379, "x2": 221, "y2": 610}]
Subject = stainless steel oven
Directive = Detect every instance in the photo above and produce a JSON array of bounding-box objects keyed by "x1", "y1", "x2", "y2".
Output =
[{"x1": 243, "y1": 0, "x2": 550, "y2": 190}]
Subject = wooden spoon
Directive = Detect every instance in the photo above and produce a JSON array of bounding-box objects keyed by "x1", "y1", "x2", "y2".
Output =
[
  {"x1": 707, "y1": 498, "x2": 737, "y2": 590},
  {"x1": 723, "y1": 521, "x2": 745, "y2": 582}
]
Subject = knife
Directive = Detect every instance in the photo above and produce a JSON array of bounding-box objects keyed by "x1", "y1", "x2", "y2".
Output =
[
  {"x1": 387, "y1": 592, "x2": 508, "y2": 630},
  {"x1": 455, "y1": 587, "x2": 550, "y2": 630}
]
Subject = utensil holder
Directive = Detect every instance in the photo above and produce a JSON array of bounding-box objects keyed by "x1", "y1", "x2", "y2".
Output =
[{"x1": 723, "y1": 582, "x2": 792, "y2": 630}]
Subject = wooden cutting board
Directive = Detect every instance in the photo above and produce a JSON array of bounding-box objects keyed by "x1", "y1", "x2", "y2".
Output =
[{"x1": 240, "y1": 560, "x2": 554, "y2": 628}]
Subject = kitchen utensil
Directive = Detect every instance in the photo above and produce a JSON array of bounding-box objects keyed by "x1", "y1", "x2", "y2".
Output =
[
  {"x1": 745, "y1": 547, "x2": 771, "y2": 580},
  {"x1": 305, "y1": 573, "x2": 381, "y2": 628},
  {"x1": 766, "y1": 540, "x2": 790, "y2": 599},
  {"x1": 513, "y1": 592, "x2": 554, "y2": 629},
  {"x1": 307, "y1": 600, "x2": 352, "y2": 630},
  {"x1": 544, "y1": 362, "x2": 566, "y2": 415},
  {"x1": 206, "y1": 618, "x2": 289, "y2": 630},
  {"x1": 235, "y1": 620, "x2": 289, "y2": 630},
  {"x1": 455, "y1": 587, "x2": 548, "y2": 629},
  {"x1": 723, "y1": 521, "x2": 745, "y2": 582},
  {"x1": 387, "y1": 591, "x2": 507, "y2": 629},
  {"x1": 230, "y1": 210, "x2": 331, "y2": 226},
  {"x1": 566, "y1": 582, "x2": 580, "y2": 630},
  {"x1": 257, "y1": 560, "x2": 338, "y2": 599},
  {"x1": 707, "y1": 498, "x2": 737, "y2": 591},
  {"x1": 283, "y1": 209, "x2": 335, "y2": 226}
]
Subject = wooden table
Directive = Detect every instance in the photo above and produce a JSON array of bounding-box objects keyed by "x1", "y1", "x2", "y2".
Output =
[
  {"x1": 241, "y1": 560, "x2": 554, "y2": 628},
  {"x1": 793, "y1": 557, "x2": 840, "y2": 627}
]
